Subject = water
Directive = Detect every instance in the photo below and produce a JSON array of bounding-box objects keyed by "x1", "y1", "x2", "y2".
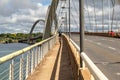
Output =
[
  {"x1": 0, "y1": 43, "x2": 28, "y2": 57},
  {"x1": 0, "y1": 43, "x2": 29, "y2": 80}
]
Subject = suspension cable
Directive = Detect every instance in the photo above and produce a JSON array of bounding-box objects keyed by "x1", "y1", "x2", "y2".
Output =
[
  {"x1": 102, "y1": 0, "x2": 104, "y2": 32},
  {"x1": 57, "y1": 1, "x2": 66, "y2": 30},
  {"x1": 92, "y1": 0, "x2": 98, "y2": 32},
  {"x1": 71, "y1": 0, "x2": 79, "y2": 14},
  {"x1": 108, "y1": 0, "x2": 110, "y2": 32},
  {"x1": 85, "y1": 0, "x2": 92, "y2": 32},
  {"x1": 70, "y1": 0, "x2": 79, "y2": 32},
  {"x1": 115, "y1": 0, "x2": 119, "y2": 32},
  {"x1": 111, "y1": 0, "x2": 115, "y2": 32},
  {"x1": 70, "y1": 12, "x2": 79, "y2": 30}
]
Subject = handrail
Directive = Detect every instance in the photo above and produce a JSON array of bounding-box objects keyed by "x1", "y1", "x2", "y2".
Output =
[
  {"x1": 70, "y1": 39, "x2": 109, "y2": 80},
  {"x1": 0, "y1": 35, "x2": 56, "y2": 64}
]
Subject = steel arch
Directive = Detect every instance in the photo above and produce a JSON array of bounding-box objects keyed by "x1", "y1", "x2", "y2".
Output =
[{"x1": 28, "y1": 19, "x2": 45, "y2": 43}]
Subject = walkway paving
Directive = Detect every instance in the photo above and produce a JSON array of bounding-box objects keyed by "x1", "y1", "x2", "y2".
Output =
[{"x1": 27, "y1": 38, "x2": 74, "y2": 80}]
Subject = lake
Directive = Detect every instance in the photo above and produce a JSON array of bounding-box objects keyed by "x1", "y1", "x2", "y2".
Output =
[
  {"x1": 0, "y1": 43, "x2": 29, "y2": 80},
  {"x1": 0, "y1": 43, "x2": 28, "y2": 57}
]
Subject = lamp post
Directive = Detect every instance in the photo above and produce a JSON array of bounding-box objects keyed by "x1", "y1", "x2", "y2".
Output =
[{"x1": 79, "y1": 0, "x2": 84, "y2": 67}]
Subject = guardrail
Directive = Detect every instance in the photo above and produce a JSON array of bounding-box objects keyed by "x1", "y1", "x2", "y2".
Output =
[
  {"x1": 62, "y1": 35, "x2": 80, "y2": 80},
  {"x1": 70, "y1": 38, "x2": 109, "y2": 80},
  {"x1": 0, "y1": 35, "x2": 57, "y2": 80}
]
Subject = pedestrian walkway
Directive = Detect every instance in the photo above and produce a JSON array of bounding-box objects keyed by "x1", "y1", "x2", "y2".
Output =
[{"x1": 27, "y1": 37, "x2": 74, "y2": 80}]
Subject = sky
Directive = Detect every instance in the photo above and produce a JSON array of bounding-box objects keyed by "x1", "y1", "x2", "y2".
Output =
[
  {"x1": 58, "y1": 0, "x2": 120, "y2": 32},
  {"x1": 0, "y1": 0, "x2": 120, "y2": 33},
  {"x1": 0, "y1": 0, "x2": 51, "y2": 33}
]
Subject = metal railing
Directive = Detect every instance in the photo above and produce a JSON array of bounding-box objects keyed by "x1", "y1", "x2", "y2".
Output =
[
  {"x1": 0, "y1": 35, "x2": 57, "y2": 80},
  {"x1": 70, "y1": 39, "x2": 109, "y2": 80}
]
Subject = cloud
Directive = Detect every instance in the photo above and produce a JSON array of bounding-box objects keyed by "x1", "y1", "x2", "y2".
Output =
[
  {"x1": 1, "y1": 0, "x2": 120, "y2": 33},
  {"x1": 0, "y1": 0, "x2": 49, "y2": 33},
  {"x1": 57, "y1": 0, "x2": 120, "y2": 32}
]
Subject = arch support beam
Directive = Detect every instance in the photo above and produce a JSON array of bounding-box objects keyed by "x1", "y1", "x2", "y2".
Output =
[
  {"x1": 43, "y1": 0, "x2": 59, "y2": 39},
  {"x1": 28, "y1": 19, "x2": 45, "y2": 43}
]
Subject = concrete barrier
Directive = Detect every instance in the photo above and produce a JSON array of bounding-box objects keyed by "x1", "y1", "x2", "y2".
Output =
[
  {"x1": 62, "y1": 34, "x2": 91, "y2": 80},
  {"x1": 71, "y1": 32, "x2": 120, "y2": 38}
]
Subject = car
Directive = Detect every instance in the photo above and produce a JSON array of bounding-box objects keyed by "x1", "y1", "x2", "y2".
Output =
[{"x1": 108, "y1": 31, "x2": 115, "y2": 37}]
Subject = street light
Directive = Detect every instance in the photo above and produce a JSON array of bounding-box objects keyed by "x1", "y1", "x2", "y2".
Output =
[{"x1": 79, "y1": 0, "x2": 84, "y2": 67}]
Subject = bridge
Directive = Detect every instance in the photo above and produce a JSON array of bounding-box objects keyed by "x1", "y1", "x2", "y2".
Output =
[{"x1": 0, "y1": 0, "x2": 120, "y2": 80}]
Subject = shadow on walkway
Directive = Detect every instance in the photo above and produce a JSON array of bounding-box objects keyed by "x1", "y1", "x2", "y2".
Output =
[
  {"x1": 27, "y1": 37, "x2": 74, "y2": 80},
  {"x1": 50, "y1": 37, "x2": 74, "y2": 80}
]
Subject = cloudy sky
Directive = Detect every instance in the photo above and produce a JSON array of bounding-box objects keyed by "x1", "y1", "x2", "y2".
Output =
[
  {"x1": 83, "y1": 0, "x2": 120, "y2": 32},
  {"x1": 0, "y1": 0, "x2": 51, "y2": 33},
  {"x1": 0, "y1": 0, "x2": 120, "y2": 33},
  {"x1": 58, "y1": 0, "x2": 120, "y2": 32}
]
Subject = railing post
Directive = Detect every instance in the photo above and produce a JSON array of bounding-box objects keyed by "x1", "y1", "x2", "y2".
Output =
[
  {"x1": 52, "y1": 38, "x2": 54, "y2": 46},
  {"x1": 29, "y1": 50, "x2": 32, "y2": 74},
  {"x1": 37, "y1": 46, "x2": 40, "y2": 63},
  {"x1": 38, "y1": 46, "x2": 41, "y2": 63},
  {"x1": 40, "y1": 45, "x2": 41, "y2": 61},
  {"x1": 36, "y1": 46, "x2": 39, "y2": 65},
  {"x1": 45, "y1": 42, "x2": 47, "y2": 55},
  {"x1": 50, "y1": 40, "x2": 52, "y2": 49},
  {"x1": 45, "y1": 43, "x2": 47, "y2": 55},
  {"x1": 19, "y1": 55, "x2": 23, "y2": 80},
  {"x1": 42, "y1": 43, "x2": 44, "y2": 57},
  {"x1": 35, "y1": 47, "x2": 38, "y2": 67},
  {"x1": 31, "y1": 49, "x2": 34, "y2": 73},
  {"x1": 33, "y1": 48, "x2": 35, "y2": 69},
  {"x1": 41, "y1": 44, "x2": 43, "y2": 60},
  {"x1": 9, "y1": 60, "x2": 14, "y2": 80},
  {"x1": 51, "y1": 38, "x2": 53, "y2": 48},
  {"x1": 91, "y1": 75, "x2": 95, "y2": 80},
  {"x1": 26, "y1": 53, "x2": 30, "y2": 79},
  {"x1": 53, "y1": 38, "x2": 54, "y2": 46}
]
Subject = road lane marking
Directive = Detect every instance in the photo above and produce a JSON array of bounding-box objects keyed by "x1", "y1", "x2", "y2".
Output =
[
  {"x1": 86, "y1": 39, "x2": 117, "y2": 51},
  {"x1": 97, "y1": 42, "x2": 101, "y2": 45},
  {"x1": 108, "y1": 47, "x2": 116, "y2": 50},
  {"x1": 102, "y1": 39, "x2": 106, "y2": 40},
  {"x1": 109, "y1": 40, "x2": 114, "y2": 42},
  {"x1": 89, "y1": 40, "x2": 93, "y2": 43},
  {"x1": 101, "y1": 62, "x2": 109, "y2": 65},
  {"x1": 116, "y1": 72, "x2": 120, "y2": 76}
]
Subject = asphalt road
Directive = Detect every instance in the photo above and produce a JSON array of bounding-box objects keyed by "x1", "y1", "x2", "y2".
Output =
[{"x1": 71, "y1": 34, "x2": 120, "y2": 80}]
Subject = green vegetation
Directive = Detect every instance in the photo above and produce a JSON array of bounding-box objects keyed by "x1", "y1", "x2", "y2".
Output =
[{"x1": 0, "y1": 33, "x2": 43, "y2": 43}]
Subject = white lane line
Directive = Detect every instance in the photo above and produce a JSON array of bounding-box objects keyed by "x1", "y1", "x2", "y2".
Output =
[
  {"x1": 97, "y1": 42, "x2": 101, "y2": 45},
  {"x1": 102, "y1": 39, "x2": 106, "y2": 40},
  {"x1": 89, "y1": 40, "x2": 93, "y2": 43},
  {"x1": 101, "y1": 62, "x2": 109, "y2": 65},
  {"x1": 109, "y1": 40, "x2": 114, "y2": 42},
  {"x1": 116, "y1": 72, "x2": 120, "y2": 76},
  {"x1": 108, "y1": 46, "x2": 116, "y2": 50}
]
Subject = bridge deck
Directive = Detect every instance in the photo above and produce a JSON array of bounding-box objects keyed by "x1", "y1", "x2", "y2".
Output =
[{"x1": 27, "y1": 38, "x2": 74, "y2": 80}]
